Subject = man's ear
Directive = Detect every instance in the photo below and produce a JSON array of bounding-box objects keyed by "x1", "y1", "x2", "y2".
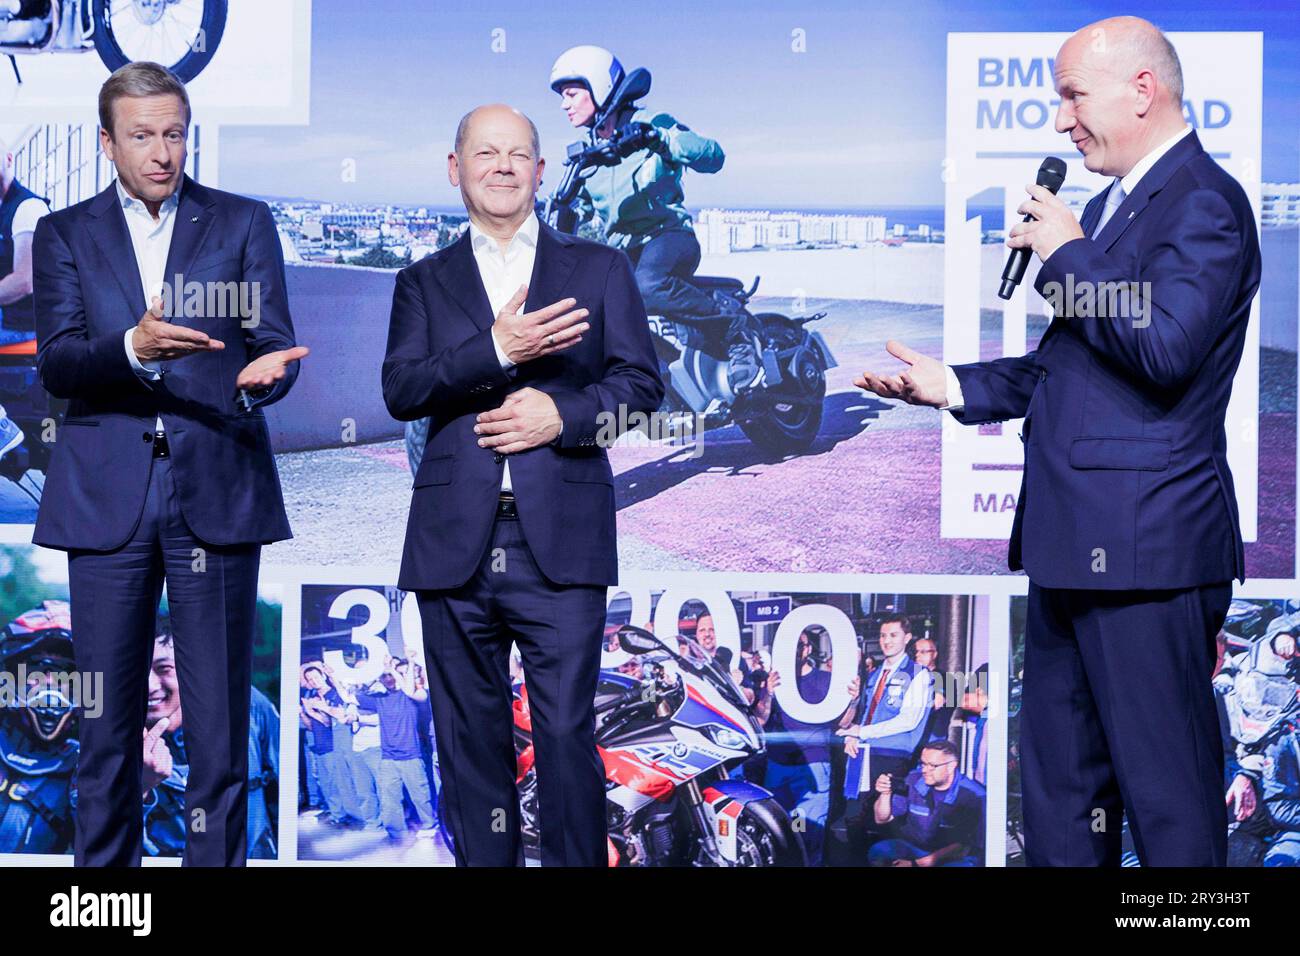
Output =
[
  {"x1": 1132, "y1": 68, "x2": 1158, "y2": 117},
  {"x1": 447, "y1": 152, "x2": 460, "y2": 187}
]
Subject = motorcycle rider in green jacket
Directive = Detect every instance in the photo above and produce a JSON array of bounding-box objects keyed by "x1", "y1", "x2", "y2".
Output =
[{"x1": 549, "y1": 45, "x2": 761, "y2": 392}]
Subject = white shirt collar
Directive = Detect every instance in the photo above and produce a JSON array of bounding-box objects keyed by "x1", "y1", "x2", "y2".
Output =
[
  {"x1": 115, "y1": 176, "x2": 181, "y2": 219},
  {"x1": 468, "y1": 211, "x2": 539, "y2": 255},
  {"x1": 1118, "y1": 125, "x2": 1192, "y2": 197}
]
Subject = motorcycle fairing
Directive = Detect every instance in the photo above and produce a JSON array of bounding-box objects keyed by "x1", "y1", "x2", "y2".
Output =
[
  {"x1": 700, "y1": 781, "x2": 774, "y2": 865},
  {"x1": 600, "y1": 744, "x2": 686, "y2": 808},
  {"x1": 673, "y1": 683, "x2": 757, "y2": 748}
]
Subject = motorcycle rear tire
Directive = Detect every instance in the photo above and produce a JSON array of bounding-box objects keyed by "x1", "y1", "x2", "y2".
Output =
[
  {"x1": 734, "y1": 312, "x2": 826, "y2": 456},
  {"x1": 736, "y1": 396, "x2": 823, "y2": 456}
]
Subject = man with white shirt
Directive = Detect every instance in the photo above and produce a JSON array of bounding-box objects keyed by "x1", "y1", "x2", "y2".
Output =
[
  {"x1": 838, "y1": 616, "x2": 933, "y2": 774},
  {"x1": 382, "y1": 104, "x2": 662, "y2": 866},
  {"x1": 856, "y1": 18, "x2": 1260, "y2": 866},
  {"x1": 31, "y1": 62, "x2": 307, "y2": 866}
]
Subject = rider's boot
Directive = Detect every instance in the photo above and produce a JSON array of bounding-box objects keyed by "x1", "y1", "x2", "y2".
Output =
[
  {"x1": 701, "y1": 291, "x2": 762, "y2": 395},
  {"x1": 724, "y1": 314, "x2": 763, "y2": 395}
]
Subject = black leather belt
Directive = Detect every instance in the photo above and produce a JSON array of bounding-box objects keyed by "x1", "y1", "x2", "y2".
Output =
[
  {"x1": 496, "y1": 492, "x2": 518, "y2": 519},
  {"x1": 151, "y1": 431, "x2": 170, "y2": 459}
]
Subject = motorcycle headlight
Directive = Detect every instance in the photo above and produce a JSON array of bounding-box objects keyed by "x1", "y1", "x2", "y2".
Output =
[{"x1": 708, "y1": 726, "x2": 749, "y2": 751}]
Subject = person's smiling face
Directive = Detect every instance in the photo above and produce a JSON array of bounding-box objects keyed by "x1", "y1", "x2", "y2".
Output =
[
  {"x1": 1053, "y1": 30, "x2": 1144, "y2": 177},
  {"x1": 449, "y1": 105, "x2": 544, "y2": 227},
  {"x1": 878, "y1": 621, "x2": 909, "y2": 659},
  {"x1": 147, "y1": 636, "x2": 181, "y2": 728}
]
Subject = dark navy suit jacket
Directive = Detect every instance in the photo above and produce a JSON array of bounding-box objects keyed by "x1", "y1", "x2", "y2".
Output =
[
  {"x1": 382, "y1": 221, "x2": 663, "y2": 591},
  {"x1": 32, "y1": 176, "x2": 299, "y2": 551},
  {"x1": 952, "y1": 132, "x2": 1260, "y2": 590}
]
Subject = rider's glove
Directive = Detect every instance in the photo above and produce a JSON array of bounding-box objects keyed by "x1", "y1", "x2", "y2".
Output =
[{"x1": 615, "y1": 122, "x2": 661, "y2": 156}]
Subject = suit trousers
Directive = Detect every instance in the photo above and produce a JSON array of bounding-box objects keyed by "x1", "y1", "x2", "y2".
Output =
[
  {"x1": 68, "y1": 454, "x2": 260, "y2": 866},
  {"x1": 1021, "y1": 581, "x2": 1231, "y2": 866},
  {"x1": 416, "y1": 509, "x2": 607, "y2": 866}
]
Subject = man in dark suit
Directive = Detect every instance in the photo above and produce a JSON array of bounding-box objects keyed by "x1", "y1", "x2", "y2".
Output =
[
  {"x1": 32, "y1": 62, "x2": 307, "y2": 866},
  {"x1": 382, "y1": 104, "x2": 662, "y2": 866},
  {"x1": 856, "y1": 18, "x2": 1259, "y2": 865}
]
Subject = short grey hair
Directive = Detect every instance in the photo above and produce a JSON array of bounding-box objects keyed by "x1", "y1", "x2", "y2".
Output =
[
  {"x1": 1144, "y1": 27, "x2": 1184, "y2": 104},
  {"x1": 454, "y1": 107, "x2": 540, "y2": 159},
  {"x1": 98, "y1": 62, "x2": 191, "y2": 138}
]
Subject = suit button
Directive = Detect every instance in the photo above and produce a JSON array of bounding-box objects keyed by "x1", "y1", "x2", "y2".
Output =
[
  {"x1": 493, "y1": 453, "x2": 504, "y2": 464},
  {"x1": 1038, "y1": 369, "x2": 1047, "y2": 382},
  {"x1": 142, "y1": 431, "x2": 153, "y2": 443}
]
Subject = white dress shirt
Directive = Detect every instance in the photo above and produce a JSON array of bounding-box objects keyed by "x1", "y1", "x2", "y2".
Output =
[
  {"x1": 943, "y1": 126, "x2": 1192, "y2": 413},
  {"x1": 118, "y1": 178, "x2": 181, "y2": 431},
  {"x1": 468, "y1": 211, "x2": 539, "y2": 493}
]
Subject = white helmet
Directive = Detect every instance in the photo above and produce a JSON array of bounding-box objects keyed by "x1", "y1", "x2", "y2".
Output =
[{"x1": 550, "y1": 45, "x2": 625, "y2": 112}]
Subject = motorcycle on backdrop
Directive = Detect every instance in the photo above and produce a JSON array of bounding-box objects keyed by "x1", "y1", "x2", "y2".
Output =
[
  {"x1": 509, "y1": 624, "x2": 806, "y2": 867},
  {"x1": 543, "y1": 66, "x2": 836, "y2": 457}
]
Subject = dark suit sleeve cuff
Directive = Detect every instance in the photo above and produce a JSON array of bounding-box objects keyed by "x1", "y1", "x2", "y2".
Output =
[
  {"x1": 548, "y1": 388, "x2": 599, "y2": 448},
  {"x1": 95, "y1": 327, "x2": 152, "y2": 390},
  {"x1": 463, "y1": 327, "x2": 514, "y2": 397}
]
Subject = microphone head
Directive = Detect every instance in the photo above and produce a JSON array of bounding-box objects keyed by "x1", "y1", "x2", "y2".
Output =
[{"x1": 1037, "y1": 156, "x2": 1067, "y2": 195}]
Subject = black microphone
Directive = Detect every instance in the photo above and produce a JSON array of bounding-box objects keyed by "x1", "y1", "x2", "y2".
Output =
[{"x1": 998, "y1": 156, "x2": 1067, "y2": 300}]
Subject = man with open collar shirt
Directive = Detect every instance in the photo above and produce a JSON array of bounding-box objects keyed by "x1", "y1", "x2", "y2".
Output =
[
  {"x1": 382, "y1": 103, "x2": 662, "y2": 866},
  {"x1": 32, "y1": 62, "x2": 307, "y2": 866}
]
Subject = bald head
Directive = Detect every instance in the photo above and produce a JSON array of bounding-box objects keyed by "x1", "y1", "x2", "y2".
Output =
[
  {"x1": 1053, "y1": 17, "x2": 1188, "y2": 177},
  {"x1": 1063, "y1": 17, "x2": 1183, "y2": 105},
  {"x1": 454, "y1": 104, "x2": 539, "y2": 160}
]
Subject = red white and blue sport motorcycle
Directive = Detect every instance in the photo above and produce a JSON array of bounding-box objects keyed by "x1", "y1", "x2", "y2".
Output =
[{"x1": 512, "y1": 624, "x2": 805, "y2": 866}]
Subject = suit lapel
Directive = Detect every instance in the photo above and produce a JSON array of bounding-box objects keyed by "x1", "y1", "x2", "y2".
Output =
[
  {"x1": 1079, "y1": 189, "x2": 1107, "y2": 240},
  {"x1": 85, "y1": 184, "x2": 148, "y2": 319},
  {"x1": 1092, "y1": 186, "x2": 1150, "y2": 252},
  {"x1": 1093, "y1": 130, "x2": 1205, "y2": 252},
  {"x1": 525, "y1": 222, "x2": 578, "y2": 318},
  {"x1": 433, "y1": 218, "x2": 579, "y2": 333},
  {"x1": 434, "y1": 232, "x2": 495, "y2": 332},
  {"x1": 163, "y1": 175, "x2": 219, "y2": 288}
]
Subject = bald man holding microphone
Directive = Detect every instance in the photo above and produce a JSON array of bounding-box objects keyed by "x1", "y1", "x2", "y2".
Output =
[{"x1": 857, "y1": 18, "x2": 1260, "y2": 866}]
